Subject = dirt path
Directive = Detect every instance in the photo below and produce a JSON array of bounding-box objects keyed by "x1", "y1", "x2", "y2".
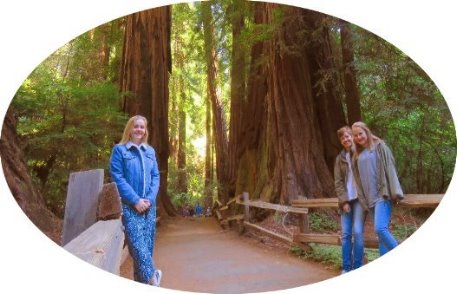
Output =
[{"x1": 121, "y1": 217, "x2": 338, "y2": 293}]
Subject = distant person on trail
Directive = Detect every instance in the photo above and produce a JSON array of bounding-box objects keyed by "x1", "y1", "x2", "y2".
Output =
[
  {"x1": 109, "y1": 115, "x2": 162, "y2": 287},
  {"x1": 195, "y1": 203, "x2": 203, "y2": 217},
  {"x1": 351, "y1": 121, "x2": 404, "y2": 256},
  {"x1": 205, "y1": 206, "x2": 212, "y2": 217},
  {"x1": 334, "y1": 126, "x2": 366, "y2": 274}
]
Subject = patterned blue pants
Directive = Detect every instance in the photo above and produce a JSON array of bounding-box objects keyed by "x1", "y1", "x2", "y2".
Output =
[{"x1": 122, "y1": 204, "x2": 157, "y2": 284}]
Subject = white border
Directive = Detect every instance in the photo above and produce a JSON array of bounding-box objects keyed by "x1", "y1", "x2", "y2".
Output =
[{"x1": 1, "y1": 1, "x2": 456, "y2": 293}]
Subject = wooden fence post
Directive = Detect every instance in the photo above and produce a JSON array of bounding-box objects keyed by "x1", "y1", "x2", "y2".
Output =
[
  {"x1": 97, "y1": 183, "x2": 122, "y2": 220},
  {"x1": 296, "y1": 196, "x2": 309, "y2": 234},
  {"x1": 243, "y1": 192, "x2": 250, "y2": 222},
  {"x1": 62, "y1": 169, "x2": 104, "y2": 245}
]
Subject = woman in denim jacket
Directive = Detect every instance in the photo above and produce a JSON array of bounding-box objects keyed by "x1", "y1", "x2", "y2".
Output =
[
  {"x1": 334, "y1": 126, "x2": 366, "y2": 273},
  {"x1": 351, "y1": 121, "x2": 404, "y2": 255},
  {"x1": 110, "y1": 115, "x2": 162, "y2": 286}
]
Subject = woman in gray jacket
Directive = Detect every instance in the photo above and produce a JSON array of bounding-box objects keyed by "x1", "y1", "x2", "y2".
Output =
[
  {"x1": 334, "y1": 126, "x2": 366, "y2": 273},
  {"x1": 351, "y1": 121, "x2": 404, "y2": 255}
]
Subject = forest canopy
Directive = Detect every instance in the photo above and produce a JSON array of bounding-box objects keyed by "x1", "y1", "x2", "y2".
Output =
[{"x1": 7, "y1": 1, "x2": 456, "y2": 217}]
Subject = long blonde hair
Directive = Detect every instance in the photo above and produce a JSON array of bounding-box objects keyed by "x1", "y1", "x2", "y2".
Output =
[
  {"x1": 351, "y1": 121, "x2": 381, "y2": 155},
  {"x1": 119, "y1": 115, "x2": 149, "y2": 144}
]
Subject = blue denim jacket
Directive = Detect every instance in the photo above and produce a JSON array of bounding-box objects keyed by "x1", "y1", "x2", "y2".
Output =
[{"x1": 109, "y1": 142, "x2": 160, "y2": 206}]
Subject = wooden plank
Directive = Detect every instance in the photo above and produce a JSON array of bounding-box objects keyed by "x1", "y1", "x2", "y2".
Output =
[
  {"x1": 398, "y1": 194, "x2": 443, "y2": 208},
  {"x1": 215, "y1": 209, "x2": 223, "y2": 221},
  {"x1": 226, "y1": 214, "x2": 244, "y2": 222},
  {"x1": 239, "y1": 200, "x2": 309, "y2": 214},
  {"x1": 213, "y1": 199, "x2": 222, "y2": 208},
  {"x1": 219, "y1": 205, "x2": 229, "y2": 211},
  {"x1": 120, "y1": 245, "x2": 130, "y2": 266},
  {"x1": 291, "y1": 194, "x2": 443, "y2": 209},
  {"x1": 97, "y1": 183, "x2": 122, "y2": 220},
  {"x1": 64, "y1": 219, "x2": 125, "y2": 275},
  {"x1": 291, "y1": 198, "x2": 339, "y2": 208},
  {"x1": 293, "y1": 233, "x2": 379, "y2": 248},
  {"x1": 226, "y1": 197, "x2": 237, "y2": 206},
  {"x1": 62, "y1": 169, "x2": 104, "y2": 245},
  {"x1": 293, "y1": 233, "x2": 340, "y2": 245},
  {"x1": 244, "y1": 221, "x2": 293, "y2": 244}
]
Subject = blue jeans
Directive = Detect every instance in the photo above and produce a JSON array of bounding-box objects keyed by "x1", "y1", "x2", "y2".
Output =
[
  {"x1": 371, "y1": 199, "x2": 398, "y2": 256},
  {"x1": 341, "y1": 199, "x2": 366, "y2": 271}
]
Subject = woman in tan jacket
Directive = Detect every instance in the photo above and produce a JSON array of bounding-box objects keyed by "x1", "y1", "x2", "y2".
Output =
[{"x1": 334, "y1": 126, "x2": 366, "y2": 273}]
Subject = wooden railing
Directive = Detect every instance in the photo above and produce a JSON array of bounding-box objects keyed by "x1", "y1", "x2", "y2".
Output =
[
  {"x1": 215, "y1": 192, "x2": 444, "y2": 249},
  {"x1": 62, "y1": 169, "x2": 124, "y2": 275}
]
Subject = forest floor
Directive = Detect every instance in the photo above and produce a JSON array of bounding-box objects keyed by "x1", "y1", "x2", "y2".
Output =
[{"x1": 120, "y1": 216, "x2": 338, "y2": 293}]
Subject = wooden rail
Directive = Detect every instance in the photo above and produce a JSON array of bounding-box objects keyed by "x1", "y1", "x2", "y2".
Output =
[
  {"x1": 63, "y1": 219, "x2": 124, "y2": 274},
  {"x1": 291, "y1": 194, "x2": 444, "y2": 209},
  {"x1": 62, "y1": 170, "x2": 125, "y2": 275},
  {"x1": 215, "y1": 191, "x2": 444, "y2": 250}
]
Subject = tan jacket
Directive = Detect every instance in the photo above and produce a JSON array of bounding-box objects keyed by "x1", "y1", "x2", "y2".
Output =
[
  {"x1": 334, "y1": 149, "x2": 355, "y2": 209},
  {"x1": 353, "y1": 140, "x2": 404, "y2": 210}
]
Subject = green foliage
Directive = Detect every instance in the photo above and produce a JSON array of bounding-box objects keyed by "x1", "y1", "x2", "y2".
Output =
[
  {"x1": 290, "y1": 244, "x2": 380, "y2": 270},
  {"x1": 309, "y1": 212, "x2": 338, "y2": 232},
  {"x1": 392, "y1": 223, "x2": 417, "y2": 241},
  {"x1": 351, "y1": 25, "x2": 457, "y2": 194},
  {"x1": 11, "y1": 23, "x2": 127, "y2": 217}
]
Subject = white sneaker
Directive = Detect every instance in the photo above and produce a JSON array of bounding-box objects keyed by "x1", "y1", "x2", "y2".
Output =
[{"x1": 151, "y1": 269, "x2": 162, "y2": 287}]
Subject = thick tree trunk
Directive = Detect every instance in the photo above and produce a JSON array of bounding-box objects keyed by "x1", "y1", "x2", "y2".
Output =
[
  {"x1": 119, "y1": 7, "x2": 176, "y2": 216},
  {"x1": 307, "y1": 13, "x2": 347, "y2": 171},
  {"x1": 340, "y1": 19, "x2": 362, "y2": 125},
  {"x1": 228, "y1": 0, "x2": 247, "y2": 199},
  {"x1": 236, "y1": 4, "x2": 338, "y2": 204},
  {"x1": 0, "y1": 109, "x2": 62, "y2": 244},
  {"x1": 202, "y1": 2, "x2": 229, "y2": 204},
  {"x1": 235, "y1": 2, "x2": 268, "y2": 200}
]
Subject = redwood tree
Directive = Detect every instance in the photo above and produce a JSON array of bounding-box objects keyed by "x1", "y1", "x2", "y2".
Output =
[
  {"x1": 119, "y1": 7, "x2": 176, "y2": 216},
  {"x1": 227, "y1": 0, "x2": 247, "y2": 199},
  {"x1": 0, "y1": 109, "x2": 62, "y2": 243},
  {"x1": 236, "y1": 3, "x2": 343, "y2": 204},
  {"x1": 340, "y1": 19, "x2": 362, "y2": 125},
  {"x1": 202, "y1": 1, "x2": 230, "y2": 204}
]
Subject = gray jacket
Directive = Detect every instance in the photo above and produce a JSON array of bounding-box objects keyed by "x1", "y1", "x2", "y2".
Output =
[{"x1": 352, "y1": 140, "x2": 404, "y2": 210}]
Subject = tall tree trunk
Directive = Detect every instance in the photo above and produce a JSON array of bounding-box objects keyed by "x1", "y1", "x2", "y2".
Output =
[
  {"x1": 0, "y1": 109, "x2": 62, "y2": 244},
  {"x1": 204, "y1": 97, "x2": 213, "y2": 201},
  {"x1": 228, "y1": 0, "x2": 247, "y2": 199},
  {"x1": 202, "y1": 2, "x2": 229, "y2": 204},
  {"x1": 177, "y1": 88, "x2": 187, "y2": 193},
  {"x1": 236, "y1": 4, "x2": 339, "y2": 204},
  {"x1": 119, "y1": 7, "x2": 176, "y2": 216},
  {"x1": 339, "y1": 19, "x2": 362, "y2": 125},
  {"x1": 235, "y1": 2, "x2": 268, "y2": 200},
  {"x1": 307, "y1": 14, "x2": 347, "y2": 171}
]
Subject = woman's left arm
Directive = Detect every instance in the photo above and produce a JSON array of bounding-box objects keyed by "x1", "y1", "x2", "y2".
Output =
[
  {"x1": 381, "y1": 143, "x2": 404, "y2": 200},
  {"x1": 148, "y1": 148, "x2": 160, "y2": 203}
]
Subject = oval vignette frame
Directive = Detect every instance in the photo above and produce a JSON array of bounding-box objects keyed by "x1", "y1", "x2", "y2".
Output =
[{"x1": 0, "y1": 1, "x2": 456, "y2": 294}]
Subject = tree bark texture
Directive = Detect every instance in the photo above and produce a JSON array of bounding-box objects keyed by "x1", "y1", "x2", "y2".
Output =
[
  {"x1": 235, "y1": 4, "x2": 338, "y2": 204},
  {"x1": 0, "y1": 109, "x2": 62, "y2": 243},
  {"x1": 306, "y1": 13, "x2": 347, "y2": 171},
  {"x1": 227, "y1": 0, "x2": 247, "y2": 200},
  {"x1": 340, "y1": 19, "x2": 362, "y2": 125},
  {"x1": 202, "y1": 2, "x2": 230, "y2": 204},
  {"x1": 204, "y1": 97, "x2": 214, "y2": 200},
  {"x1": 119, "y1": 7, "x2": 176, "y2": 216}
]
